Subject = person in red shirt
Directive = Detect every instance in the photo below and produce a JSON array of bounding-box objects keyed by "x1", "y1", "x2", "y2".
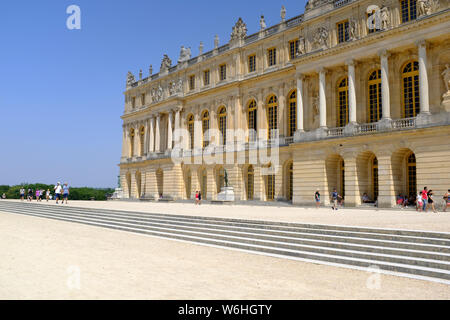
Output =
[{"x1": 421, "y1": 187, "x2": 428, "y2": 212}]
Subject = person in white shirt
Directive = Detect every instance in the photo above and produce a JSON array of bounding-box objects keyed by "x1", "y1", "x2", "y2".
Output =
[{"x1": 54, "y1": 182, "x2": 62, "y2": 204}]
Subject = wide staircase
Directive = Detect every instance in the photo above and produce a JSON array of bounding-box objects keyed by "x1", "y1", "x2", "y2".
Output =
[{"x1": 0, "y1": 201, "x2": 449, "y2": 284}]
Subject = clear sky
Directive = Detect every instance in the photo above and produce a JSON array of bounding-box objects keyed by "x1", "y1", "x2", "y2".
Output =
[{"x1": 0, "y1": 0, "x2": 307, "y2": 188}]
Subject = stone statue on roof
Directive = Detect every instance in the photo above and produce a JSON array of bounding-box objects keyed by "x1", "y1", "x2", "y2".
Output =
[
  {"x1": 178, "y1": 46, "x2": 192, "y2": 64},
  {"x1": 230, "y1": 18, "x2": 247, "y2": 41}
]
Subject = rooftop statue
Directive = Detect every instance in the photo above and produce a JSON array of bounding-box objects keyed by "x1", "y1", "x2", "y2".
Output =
[
  {"x1": 230, "y1": 18, "x2": 247, "y2": 41},
  {"x1": 160, "y1": 54, "x2": 172, "y2": 73},
  {"x1": 214, "y1": 35, "x2": 219, "y2": 49},
  {"x1": 281, "y1": 5, "x2": 286, "y2": 22},
  {"x1": 126, "y1": 71, "x2": 135, "y2": 87},
  {"x1": 178, "y1": 46, "x2": 192, "y2": 64},
  {"x1": 260, "y1": 15, "x2": 266, "y2": 30}
]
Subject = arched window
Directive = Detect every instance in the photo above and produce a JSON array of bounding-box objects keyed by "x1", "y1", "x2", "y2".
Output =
[
  {"x1": 218, "y1": 107, "x2": 227, "y2": 145},
  {"x1": 139, "y1": 126, "x2": 145, "y2": 156},
  {"x1": 402, "y1": 61, "x2": 420, "y2": 118},
  {"x1": 288, "y1": 91, "x2": 297, "y2": 137},
  {"x1": 247, "y1": 165, "x2": 254, "y2": 200},
  {"x1": 130, "y1": 128, "x2": 135, "y2": 157},
  {"x1": 401, "y1": 0, "x2": 417, "y2": 24},
  {"x1": 372, "y1": 157, "x2": 379, "y2": 201},
  {"x1": 187, "y1": 114, "x2": 194, "y2": 150},
  {"x1": 368, "y1": 70, "x2": 382, "y2": 123},
  {"x1": 248, "y1": 100, "x2": 257, "y2": 142},
  {"x1": 407, "y1": 152, "x2": 417, "y2": 197},
  {"x1": 337, "y1": 77, "x2": 349, "y2": 127},
  {"x1": 267, "y1": 95, "x2": 278, "y2": 140},
  {"x1": 202, "y1": 111, "x2": 210, "y2": 148}
]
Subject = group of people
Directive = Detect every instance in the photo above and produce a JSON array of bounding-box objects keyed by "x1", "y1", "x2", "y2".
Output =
[
  {"x1": 19, "y1": 182, "x2": 70, "y2": 204},
  {"x1": 194, "y1": 191, "x2": 203, "y2": 205},
  {"x1": 314, "y1": 186, "x2": 450, "y2": 212}
]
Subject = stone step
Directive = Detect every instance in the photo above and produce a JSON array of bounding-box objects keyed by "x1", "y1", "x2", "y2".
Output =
[{"x1": 1, "y1": 202, "x2": 450, "y2": 282}]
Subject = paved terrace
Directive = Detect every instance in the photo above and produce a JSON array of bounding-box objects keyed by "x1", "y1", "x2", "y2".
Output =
[{"x1": 3, "y1": 199, "x2": 449, "y2": 232}]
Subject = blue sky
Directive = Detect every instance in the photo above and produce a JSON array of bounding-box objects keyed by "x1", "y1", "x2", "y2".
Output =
[{"x1": 0, "y1": 0, "x2": 307, "y2": 188}]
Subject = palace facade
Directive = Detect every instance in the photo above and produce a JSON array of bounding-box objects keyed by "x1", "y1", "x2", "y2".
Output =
[{"x1": 119, "y1": 0, "x2": 450, "y2": 207}]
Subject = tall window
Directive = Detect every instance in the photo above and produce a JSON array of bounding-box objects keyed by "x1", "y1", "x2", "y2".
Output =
[
  {"x1": 139, "y1": 126, "x2": 145, "y2": 156},
  {"x1": 189, "y1": 75, "x2": 195, "y2": 91},
  {"x1": 130, "y1": 128, "x2": 135, "y2": 157},
  {"x1": 407, "y1": 153, "x2": 417, "y2": 196},
  {"x1": 247, "y1": 165, "x2": 254, "y2": 200},
  {"x1": 401, "y1": 0, "x2": 417, "y2": 23},
  {"x1": 402, "y1": 61, "x2": 420, "y2": 118},
  {"x1": 248, "y1": 55, "x2": 256, "y2": 73},
  {"x1": 202, "y1": 111, "x2": 210, "y2": 148},
  {"x1": 203, "y1": 70, "x2": 210, "y2": 86},
  {"x1": 268, "y1": 48, "x2": 277, "y2": 67},
  {"x1": 187, "y1": 114, "x2": 194, "y2": 149},
  {"x1": 201, "y1": 169, "x2": 207, "y2": 199},
  {"x1": 288, "y1": 91, "x2": 297, "y2": 137},
  {"x1": 248, "y1": 100, "x2": 257, "y2": 142},
  {"x1": 218, "y1": 107, "x2": 227, "y2": 145},
  {"x1": 337, "y1": 77, "x2": 349, "y2": 127},
  {"x1": 267, "y1": 95, "x2": 278, "y2": 140},
  {"x1": 288, "y1": 162, "x2": 293, "y2": 201},
  {"x1": 339, "y1": 159, "x2": 345, "y2": 197},
  {"x1": 368, "y1": 70, "x2": 382, "y2": 123},
  {"x1": 267, "y1": 167, "x2": 275, "y2": 201},
  {"x1": 217, "y1": 167, "x2": 225, "y2": 193},
  {"x1": 337, "y1": 20, "x2": 349, "y2": 43},
  {"x1": 219, "y1": 64, "x2": 227, "y2": 81},
  {"x1": 141, "y1": 93, "x2": 146, "y2": 106},
  {"x1": 372, "y1": 157, "x2": 379, "y2": 201},
  {"x1": 289, "y1": 40, "x2": 299, "y2": 60},
  {"x1": 131, "y1": 97, "x2": 136, "y2": 109}
]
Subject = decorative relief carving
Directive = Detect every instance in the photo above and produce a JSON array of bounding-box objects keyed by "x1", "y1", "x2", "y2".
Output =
[
  {"x1": 418, "y1": 0, "x2": 440, "y2": 17},
  {"x1": 298, "y1": 36, "x2": 306, "y2": 55},
  {"x1": 311, "y1": 26, "x2": 329, "y2": 50},
  {"x1": 442, "y1": 64, "x2": 450, "y2": 93}
]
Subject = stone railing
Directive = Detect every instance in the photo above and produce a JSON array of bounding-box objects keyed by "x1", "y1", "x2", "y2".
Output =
[
  {"x1": 355, "y1": 122, "x2": 378, "y2": 134},
  {"x1": 392, "y1": 117, "x2": 416, "y2": 129},
  {"x1": 286, "y1": 15, "x2": 304, "y2": 27},
  {"x1": 327, "y1": 127, "x2": 344, "y2": 137},
  {"x1": 334, "y1": 0, "x2": 354, "y2": 8}
]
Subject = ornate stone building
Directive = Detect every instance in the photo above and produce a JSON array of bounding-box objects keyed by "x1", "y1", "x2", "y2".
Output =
[{"x1": 119, "y1": 0, "x2": 450, "y2": 207}]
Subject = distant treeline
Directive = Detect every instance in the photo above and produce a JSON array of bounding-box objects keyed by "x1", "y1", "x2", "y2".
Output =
[{"x1": 0, "y1": 184, "x2": 115, "y2": 201}]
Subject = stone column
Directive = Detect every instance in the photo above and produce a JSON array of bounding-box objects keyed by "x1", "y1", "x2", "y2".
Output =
[
  {"x1": 155, "y1": 115, "x2": 161, "y2": 152},
  {"x1": 296, "y1": 74, "x2": 305, "y2": 132},
  {"x1": 346, "y1": 59, "x2": 357, "y2": 124},
  {"x1": 377, "y1": 153, "x2": 396, "y2": 208},
  {"x1": 379, "y1": 50, "x2": 391, "y2": 120},
  {"x1": 174, "y1": 108, "x2": 181, "y2": 150},
  {"x1": 417, "y1": 40, "x2": 430, "y2": 115},
  {"x1": 278, "y1": 85, "x2": 285, "y2": 138},
  {"x1": 343, "y1": 155, "x2": 359, "y2": 207},
  {"x1": 121, "y1": 125, "x2": 127, "y2": 159},
  {"x1": 149, "y1": 116, "x2": 155, "y2": 153},
  {"x1": 318, "y1": 68, "x2": 327, "y2": 128},
  {"x1": 167, "y1": 111, "x2": 173, "y2": 150},
  {"x1": 194, "y1": 111, "x2": 201, "y2": 149}
]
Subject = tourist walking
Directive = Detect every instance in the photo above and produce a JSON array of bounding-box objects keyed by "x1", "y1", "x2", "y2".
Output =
[
  {"x1": 198, "y1": 191, "x2": 202, "y2": 205},
  {"x1": 444, "y1": 189, "x2": 450, "y2": 212},
  {"x1": 35, "y1": 189, "x2": 40, "y2": 202},
  {"x1": 27, "y1": 188, "x2": 33, "y2": 202},
  {"x1": 54, "y1": 182, "x2": 62, "y2": 204},
  {"x1": 62, "y1": 183, "x2": 70, "y2": 204},
  {"x1": 421, "y1": 187, "x2": 428, "y2": 212},
  {"x1": 315, "y1": 189, "x2": 321, "y2": 208},
  {"x1": 20, "y1": 188, "x2": 25, "y2": 201},
  {"x1": 46, "y1": 189, "x2": 51, "y2": 202},
  {"x1": 194, "y1": 191, "x2": 199, "y2": 205},
  {"x1": 1, "y1": 193, "x2": 6, "y2": 200},
  {"x1": 427, "y1": 190, "x2": 437, "y2": 213},
  {"x1": 416, "y1": 192, "x2": 423, "y2": 212},
  {"x1": 331, "y1": 188, "x2": 341, "y2": 211}
]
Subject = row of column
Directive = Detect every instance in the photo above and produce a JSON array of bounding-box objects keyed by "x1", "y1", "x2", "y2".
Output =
[{"x1": 295, "y1": 40, "x2": 430, "y2": 130}]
